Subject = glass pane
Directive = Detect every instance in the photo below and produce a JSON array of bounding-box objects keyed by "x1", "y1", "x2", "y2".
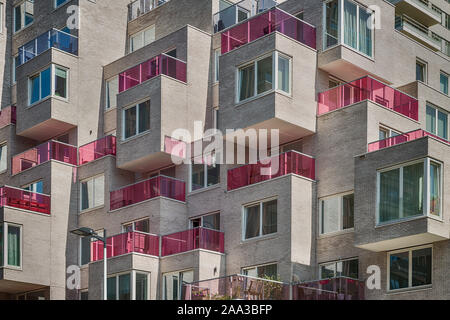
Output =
[
  {"x1": 412, "y1": 248, "x2": 432, "y2": 287},
  {"x1": 402, "y1": 162, "x2": 424, "y2": 218},
  {"x1": 343, "y1": 0, "x2": 357, "y2": 49},
  {"x1": 106, "y1": 76, "x2": 119, "y2": 109},
  {"x1": 390, "y1": 252, "x2": 409, "y2": 290},
  {"x1": 124, "y1": 106, "x2": 137, "y2": 139},
  {"x1": 341, "y1": 259, "x2": 358, "y2": 279},
  {"x1": 257, "y1": 56, "x2": 273, "y2": 94},
  {"x1": 15, "y1": 5, "x2": 22, "y2": 32},
  {"x1": 379, "y1": 169, "x2": 400, "y2": 223},
  {"x1": 202, "y1": 213, "x2": 220, "y2": 230},
  {"x1": 320, "y1": 263, "x2": 336, "y2": 279},
  {"x1": 138, "y1": 101, "x2": 150, "y2": 133},
  {"x1": 93, "y1": 176, "x2": 104, "y2": 207},
  {"x1": 277, "y1": 56, "x2": 290, "y2": 93},
  {"x1": 144, "y1": 26, "x2": 155, "y2": 46},
  {"x1": 118, "y1": 274, "x2": 131, "y2": 300},
  {"x1": 426, "y1": 105, "x2": 436, "y2": 134},
  {"x1": 245, "y1": 204, "x2": 260, "y2": 239},
  {"x1": 262, "y1": 200, "x2": 277, "y2": 235},
  {"x1": 191, "y1": 164, "x2": 205, "y2": 191},
  {"x1": 135, "y1": 273, "x2": 148, "y2": 300},
  {"x1": 379, "y1": 128, "x2": 388, "y2": 141},
  {"x1": 207, "y1": 164, "x2": 219, "y2": 186},
  {"x1": 441, "y1": 74, "x2": 449, "y2": 95},
  {"x1": 359, "y1": 7, "x2": 372, "y2": 56},
  {"x1": 324, "y1": 0, "x2": 339, "y2": 48},
  {"x1": 437, "y1": 111, "x2": 448, "y2": 139},
  {"x1": 54, "y1": 67, "x2": 67, "y2": 98},
  {"x1": 80, "y1": 236, "x2": 91, "y2": 265},
  {"x1": 0, "y1": 145, "x2": 7, "y2": 172},
  {"x1": 7, "y1": 225, "x2": 21, "y2": 267},
  {"x1": 40, "y1": 67, "x2": 51, "y2": 100},
  {"x1": 81, "y1": 179, "x2": 94, "y2": 210},
  {"x1": 30, "y1": 75, "x2": 40, "y2": 104},
  {"x1": 321, "y1": 196, "x2": 340, "y2": 233},
  {"x1": 416, "y1": 62, "x2": 425, "y2": 82},
  {"x1": 429, "y1": 162, "x2": 440, "y2": 216},
  {"x1": 134, "y1": 219, "x2": 150, "y2": 233},
  {"x1": 258, "y1": 264, "x2": 277, "y2": 279},
  {"x1": 130, "y1": 33, "x2": 143, "y2": 52},
  {"x1": 342, "y1": 194, "x2": 354, "y2": 229},
  {"x1": 243, "y1": 267, "x2": 257, "y2": 277},
  {"x1": 107, "y1": 277, "x2": 117, "y2": 300},
  {"x1": 239, "y1": 64, "x2": 255, "y2": 101}
]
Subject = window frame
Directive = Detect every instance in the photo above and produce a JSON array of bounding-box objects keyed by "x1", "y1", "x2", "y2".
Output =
[
  {"x1": 162, "y1": 269, "x2": 194, "y2": 300},
  {"x1": 426, "y1": 103, "x2": 448, "y2": 139},
  {"x1": 440, "y1": 71, "x2": 449, "y2": 95},
  {"x1": 0, "y1": 2, "x2": 3, "y2": 34},
  {"x1": 242, "y1": 262, "x2": 278, "y2": 279},
  {"x1": 0, "y1": 142, "x2": 7, "y2": 173},
  {"x1": 28, "y1": 64, "x2": 69, "y2": 107},
  {"x1": 387, "y1": 244, "x2": 433, "y2": 292},
  {"x1": 122, "y1": 99, "x2": 151, "y2": 141},
  {"x1": 379, "y1": 126, "x2": 401, "y2": 140},
  {"x1": 79, "y1": 174, "x2": 105, "y2": 213},
  {"x1": 376, "y1": 158, "x2": 443, "y2": 225},
  {"x1": 214, "y1": 48, "x2": 220, "y2": 83},
  {"x1": 22, "y1": 179, "x2": 43, "y2": 194},
  {"x1": 242, "y1": 197, "x2": 278, "y2": 241},
  {"x1": 107, "y1": 271, "x2": 149, "y2": 300},
  {"x1": 121, "y1": 217, "x2": 150, "y2": 233},
  {"x1": 79, "y1": 229, "x2": 103, "y2": 266},
  {"x1": 416, "y1": 59, "x2": 428, "y2": 83},
  {"x1": 2, "y1": 222, "x2": 23, "y2": 269},
  {"x1": 129, "y1": 25, "x2": 155, "y2": 53},
  {"x1": 319, "y1": 191, "x2": 354, "y2": 235},
  {"x1": 13, "y1": 0, "x2": 34, "y2": 34},
  {"x1": 105, "y1": 75, "x2": 119, "y2": 110},
  {"x1": 319, "y1": 257, "x2": 359, "y2": 280},
  {"x1": 189, "y1": 212, "x2": 220, "y2": 231},
  {"x1": 189, "y1": 161, "x2": 220, "y2": 192},
  {"x1": 54, "y1": 0, "x2": 70, "y2": 9}
]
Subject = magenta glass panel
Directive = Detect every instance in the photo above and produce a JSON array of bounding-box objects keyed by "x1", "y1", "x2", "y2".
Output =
[
  {"x1": 227, "y1": 151, "x2": 315, "y2": 191},
  {"x1": 161, "y1": 227, "x2": 224, "y2": 257},
  {"x1": 78, "y1": 135, "x2": 117, "y2": 165},
  {"x1": 294, "y1": 278, "x2": 365, "y2": 300},
  {"x1": 318, "y1": 76, "x2": 419, "y2": 121},
  {"x1": 0, "y1": 186, "x2": 51, "y2": 215},
  {"x1": 368, "y1": 129, "x2": 448, "y2": 152},
  {"x1": 164, "y1": 136, "x2": 187, "y2": 158},
  {"x1": 110, "y1": 175, "x2": 186, "y2": 211},
  {"x1": 11, "y1": 141, "x2": 78, "y2": 175},
  {"x1": 161, "y1": 54, "x2": 187, "y2": 82},
  {"x1": 91, "y1": 231, "x2": 159, "y2": 262},
  {"x1": 0, "y1": 106, "x2": 16, "y2": 129},
  {"x1": 221, "y1": 7, "x2": 316, "y2": 54}
]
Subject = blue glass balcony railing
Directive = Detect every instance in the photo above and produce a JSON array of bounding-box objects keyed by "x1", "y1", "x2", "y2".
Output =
[{"x1": 18, "y1": 29, "x2": 78, "y2": 66}]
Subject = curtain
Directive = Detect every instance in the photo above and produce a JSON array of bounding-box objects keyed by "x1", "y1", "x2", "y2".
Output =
[
  {"x1": 239, "y1": 64, "x2": 255, "y2": 101},
  {"x1": 344, "y1": 0, "x2": 357, "y2": 49},
  {"x1": 245, "y1": 205, "x2": 260, "y2": 239},
  {"x1": 7, "y1": 226, "x2": 20, "y2": 267},
  {"x1": 403, "y1": 163, "x2": 424, "y2": 218},
  {"x1": 262, "y1": 200, "x2": 277, "y2": 235},
  {"x1": 358, "y1": 8, "x2": 372, "y2": 56},
  {"x1": 342, "y1": 194, "x2": 354, "y2": 229},
  {"x1": 379, "y1": 169, "x2": 400, "y2": 223}
]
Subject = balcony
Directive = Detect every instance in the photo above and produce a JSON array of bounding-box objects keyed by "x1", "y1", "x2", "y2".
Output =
[
  {"x1": 0, "y1": 186, "x2": 50, "y2": 215},
  {"x1": 118, "y1": 53, "x2": 186, "y2": 93},
  {"x1": 317, "y1": 76, "x2": 419, "y2": 121},
  {"x1": 91, "y1": 231, "x2": 159, "y2": 262},
  {"x1": 161, "y1": 227, "x2": 224, "y2": 257},
  {"x1": 388, "y1": 0, "x2": 441, "y2": 27},
  {"x1": 221, "y1": 7, "x2": 316, "y2": 54},
  {"x1": 78, "y1": 135, "x2": 117, "y2": 165},
  {"x1": 11, "y1": 141, "x2": 78, "y2": 175},
  {"x1": 368, "y1": 129, "x2": 447, "y2": 152},
  {"x1": 395, "y1": 15, "x2": 441, "y2": 51},
  {"x1": 294, "y1": 277, "x2": 365, "y2": 300},
  {"x1": 110, "y1": 175, "x2": 185, "y2": 211},
  {"x1": 0, "y1": 106, "x2": 16, "y2": 129},
  {"x1": 213, "y1": 0, "x2": 278, "y2": 33},
  {"x1": 128, "y1": 0, "x2": 170, "y2": 21},
  {"x1": 227, "y1": 151, "x2": 315, "y2": 191},
  {"x1": 18, "y1": 29, "x2": 78, "y2": 67}
]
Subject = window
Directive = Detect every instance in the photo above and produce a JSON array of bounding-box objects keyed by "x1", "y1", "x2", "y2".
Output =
[
  {"x1": 440, "y1": 72, "x2": 449, "y2": 95},
  {"x1": 243, "y1": 263, "x2": 278, "y2": 279},
  {"x1": 107, "y1": 273, "x2": 132, "y2": 300},
  {"x1": 320, "y1": 258, "x2": 358, "y2": 279},
  {"x1": 80, "y1": 291, "x2": 88, "y2": 300},
  {"x1": 80, "y1": 229, "x2": 103, "y2": 266},
  {"x1": 1, "y1": 223, "x2": 22, "y2": 268},
  {"x1": 0, "y1": 143, "x2": 7, "y2": 172},
  {"x1": 323, "y1": 0, "x2": 373, "y2": 57},
  {"x1": 389, "y1": 246, "x2": 432, "y2": 291},
  {"x1": 214, "y1": 48, "x2": 220, "y2": 82},
  {"x1": 190, "y1": 212, "x2": 220, "y2": 230},
  {"x1": 426, "y1": 104, "x2": 448, "y2": 139},
  {"x1": 416, "y1": 60, "x2": 427, "y2": 83},
  {"x1": 378, "y1": 126, "x2": 400, "y2": 140},
  {"x1": 105, "y1": 76, "x2": 119, "y2": 110},
  {"x1": 12, "y1": 55, "x2": 19, "y2": 84},
  {"x1": 14, "y1": 0, "x2": 33, "y2": 33},
  {"x1": 22, "y1": 180, "x2": 43, "y2": 194},
  {"x1": 319, "y1": 193, "x2": 354, "y2": 234},
  {"x1": 28, "y1": 65, "x2": 68, "y2": 106},
  {"x1": 122, "y1": 218, "x2": 150, "y2": 233},
  {"x1": 129, "y1": 25, "x2": 155, "y2": 53},
  {"x1": 190, "y1": 162, "x2": 220, "y2": 192},
  {"x1": 135, "y1": 272, "x2": 149, "y2": 300},
  {"x1": 237, "y1": 52, "x2": 291, "y2": 102},
  {"x1": 377, "y1": 159, "x2": 441, "y2": 224},
  {"x1": 0, "y1": 2, "x2": 3, "y2": 33},
  {"x1": 163, "y1": 270, "x2": 193, "y2": 300},
  {"x1": 243, "y1": 199, "x2": 277, "y2": 240},
  {"x1": 123, "y1": 100, "x2": 150, "y2": 140},
  {"x1": 54, "y1": 0, "x2": 70, "y2": 9},
  {"x1": 80, "y1": 175, "x2": 104, "y2": 211}
]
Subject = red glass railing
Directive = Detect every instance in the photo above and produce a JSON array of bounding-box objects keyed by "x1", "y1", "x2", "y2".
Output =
[
  {"x1": 118, "y1": 53, "x2": 187, "y2": 92},
  {"x1": 368, "y1": 129, "x2": 448, "y2": 152},
  {"x1": 227, "y1": 151, "x2": 315, "y2": 191},
  {"x1": 161, "y1": 227, "x2": 224, "y2": 257},
  {"x1": 11, "y1": 141, "x2": 78, "y2": 175},
  {"x1": 91, "y1": 231, "x2": 159, "y2": 262},
  {"x1": 0, "y1": 186, "x2": 51, "y2": 215},
  {"x1": 110, "y1": 175, "x2": 186, "y2": 211},
  {"x1": 78, "y1": 135, "x2": 117, "y2": 165},
  {"x1": 221, "y1": 7, "x2": 316, "y2": 54},
  {"x1": 317, "y1": 76, "x2": 419, "y2": 121},
  {"x1": 294, "y1": 277, "x2": 365, "y2": 300},
  {"x1": 0, "y1": 106, "x2": 16, "y2": 129}
]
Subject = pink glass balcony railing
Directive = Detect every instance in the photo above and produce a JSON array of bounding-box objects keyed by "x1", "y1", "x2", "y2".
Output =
[
  {"x1": 227, "y1": 151, "x2": 315, "y2": 191},
  {"x1": 11, "y1": 141, "x2": 78, "y2": 175},
  {"x1": 91, "y1": 231, "x2": 160, "y2": 262},
  {"x1": 221, "y1": 7, "x2": 316, "y2": 54},
  {"x1": 368, "y1": 129, "x2": 448, "y2": 152},
  {"x1": 294, "y1": 277, "x2": 365, "y2": 300},
  {"x1": 161, "y1": 227, "x2": 225, "y2": 257},
  {"x1": 118, "y1": 53, "x2": 187, "y2": 93},
  {"x1": 78, "y1": 135, "x2": 117, "y2": 165},
  {"x1": 110, "y1": 175, "x2": 186, "y2": 211},
  {"x1": 317, "y1": 76, "x2": 419, "y2": 121},
  {"x1": 0, "y1": 186, "x2": 51, "y2": 215},
  {"x1": 0, "y1": 106, "x2": 16, "y2": 129}
]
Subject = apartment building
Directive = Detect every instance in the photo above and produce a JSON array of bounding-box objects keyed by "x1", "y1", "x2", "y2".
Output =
[{"x1": 0, "y1": 0, "x2": 449, "y2": 300}]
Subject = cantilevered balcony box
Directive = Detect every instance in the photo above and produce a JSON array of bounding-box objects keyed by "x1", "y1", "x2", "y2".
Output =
[
  {"x1": 354, "y1": 136, "x2": 450, "y2": 252},
  {"x1": 218, "y1": 10, "x2": 317, "y2": 144},
  {"x1": 388, "y1": 0, "x2": 441, "y2": 27},
  {"x1": 394, "y1": 15, "x2": 441, "y2": 51},
  {"x1": 15, "y1": 48, "x2": 79, "y2": 141}
]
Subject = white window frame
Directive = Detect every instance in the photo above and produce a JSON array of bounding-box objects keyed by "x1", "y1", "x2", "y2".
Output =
[
  {"x1": 188, "y1": 161, "x2": 219, "y2": 192},
  {"x1": 162, "y1": 269, "x2": 193, "y2": 300},
  {"x1": 426, "y1": 103, "x2": 448, "y2": 139},
  {"x1": 379, "y1": 126, "x2": 401, "y2": 140},
  {"x1": 12, "y1": 55, "x2": 18, "y2": 85},
  {"x1": 387, "y1": 244, "x2": 433, "y2": 292},
  {"x1": 129, "y1": 25, "x2": 155, "y2": 53},
  {"x1": 242, "y1": 262, "x2": 278, "y2": 277},
  {"x1": 79, "y1": 174, "x2": 105, "y2": 212},
  {"x1": 22, "y1": 179, "x2": 43, "y2": 193},
  {"x1": 28, "y1": 64, "x2": 69, "y2": 107},
  {"x1": 122, "y1": 99, "x2": 150, "y2": 141},
  {"x1": 319, "y1": 257, "x2": 359, "y2": 279},
  {"x1": 0, "y1": 142, "x2": 7, "y2": 173},
  {"x1": 416, "y1": 59, "x2": 428, "y2": 83},
  {"x1": 2, "y1": 222, "x2": 23, "y2": 269},
  {"x1": 13, "y1": 0, "x2": 33, "y2": 33},
  {"x1": 0, "y1": 2, "x2": 3, "y2": 34},
  {"x1": 242, "y1": 197, "x2": 278, "y2": 241},
  {"x1": 214, "y1": 48, "x2": 220, "y2": 83},
  {"x1": 376, "y1": 158, "x2": 443, "y2": 225},
  {"x1": 121, "y1": 217, "x2": 150, "y2": 233},
  {"x1": 319, "y1": 191, "x2": 354, "y2": 235},
  {"x1": 236, "y1": 51, "x2": 292, "y2": 103},
  {"x1": 189, "y1": 212, "x2": 220, "y2": 230},
  {"x1": 440, "y1": 71, "x2": 449, "y2": 95},
  {"x1": 105, "y1": 75, "x2": 118, "y2": 110}
]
